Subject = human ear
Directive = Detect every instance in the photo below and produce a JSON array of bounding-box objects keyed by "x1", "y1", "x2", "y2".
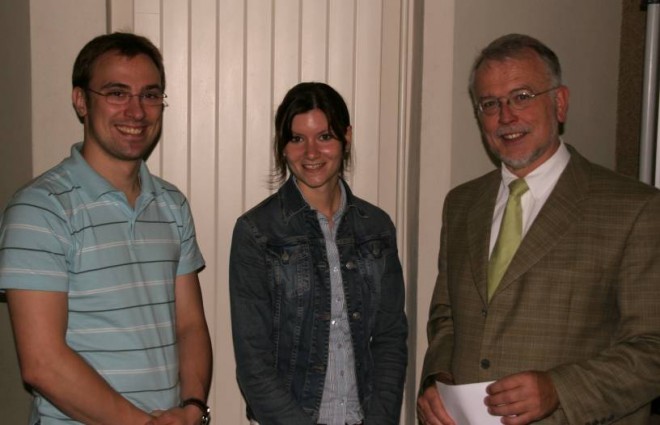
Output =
[
  {"x1": 344, "y1": 126, "x2": 353, "y2": 153},
  {"x1": 554, "y1": 85, "x2": 570, "y2": 123},
  {"x1": 72, "y1": 87, "x2": 88, "y2": 120}
]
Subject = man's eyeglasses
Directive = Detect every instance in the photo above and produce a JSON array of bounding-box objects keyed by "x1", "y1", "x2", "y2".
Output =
[
  {"x1": 86, "y1": 88, "x2": 168, "y2": 107},
  {"x1": 475, "y1": 86, "x2": 559, "y2": 116}
]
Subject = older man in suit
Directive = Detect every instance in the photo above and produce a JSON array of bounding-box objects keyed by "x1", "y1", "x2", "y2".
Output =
[{"x1": 417, "y1": 33, "x2": 660, "y2": 425}]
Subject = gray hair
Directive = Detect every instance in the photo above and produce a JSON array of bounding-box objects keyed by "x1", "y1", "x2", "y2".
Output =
[{"x1": 468, "y1": 33, "x2": 562, "y2": 102}]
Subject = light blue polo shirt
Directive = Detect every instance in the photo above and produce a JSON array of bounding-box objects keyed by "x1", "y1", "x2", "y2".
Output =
[{"x1": 0, "y1": 143, "x2": 205, "y2": 424}]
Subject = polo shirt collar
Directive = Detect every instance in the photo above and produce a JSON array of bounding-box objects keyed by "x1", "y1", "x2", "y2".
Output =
[{"x1": 68, "y1": 142, "x2": 159, "y2": 200}]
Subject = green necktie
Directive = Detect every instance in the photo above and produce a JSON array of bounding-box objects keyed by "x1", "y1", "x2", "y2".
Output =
[{"x1": 488, "y1": 178, "x2": 529, "y2": 301}]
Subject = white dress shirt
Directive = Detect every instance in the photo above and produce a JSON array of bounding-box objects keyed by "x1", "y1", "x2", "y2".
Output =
[{"x1": 489, "y1": 141, "x2": 571, "y2": 257}]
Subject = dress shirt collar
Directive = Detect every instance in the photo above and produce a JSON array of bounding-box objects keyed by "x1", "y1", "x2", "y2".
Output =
[{"x1": 500, "y1": 140, "x2": 571, "y2": 200}]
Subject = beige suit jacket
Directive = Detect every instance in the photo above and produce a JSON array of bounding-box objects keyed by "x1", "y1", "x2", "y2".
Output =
[{"x1": 421, "y1": 146, "x2": 660, "y2": 424}]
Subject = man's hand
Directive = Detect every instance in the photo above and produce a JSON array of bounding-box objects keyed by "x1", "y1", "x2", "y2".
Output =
[
  {"x1": 145, "y1": 406, "x2": 201, "y2": 425},
  {"x1": 416, "y1": 385, "x2": 456, "y2": 425},
  {"x1": 484, "y1": 371, "x2": 559, "y2": 425}
]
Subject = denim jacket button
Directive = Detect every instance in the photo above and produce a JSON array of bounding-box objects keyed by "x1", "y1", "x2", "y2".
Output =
[{"x1": 345, "y1": 261, "x2": 356, "y2": 270}]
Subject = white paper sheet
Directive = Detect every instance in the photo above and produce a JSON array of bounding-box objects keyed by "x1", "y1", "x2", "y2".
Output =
[{"x1": 436, "y1": 381, "x2": 501, "y2": 424}]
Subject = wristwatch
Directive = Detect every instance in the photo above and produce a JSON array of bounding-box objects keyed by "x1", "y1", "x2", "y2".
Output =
[{"x1": 179, "y1": 398, "x2": 211, "y2": 425}]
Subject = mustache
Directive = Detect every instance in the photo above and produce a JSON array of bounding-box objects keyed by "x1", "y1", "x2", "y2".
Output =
[{"x1": 495, "y1": 126, "x2": 531, "y2": 137}]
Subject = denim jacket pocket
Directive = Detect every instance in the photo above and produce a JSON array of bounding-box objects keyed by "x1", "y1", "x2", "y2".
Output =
[
  {"x1": 354, "y1": 234, "x2": 394, "y2": 329},
  {"x1": 355, "y1": 235, "x2": 392, "y2": 288},
  {"x1": 266, "y1": 239, "x2": 312, "y2": 300}
]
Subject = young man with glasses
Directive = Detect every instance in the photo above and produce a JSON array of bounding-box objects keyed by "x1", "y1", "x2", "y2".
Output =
[
  {"x1": 0, "y1": 33, "x2": 212, "y2": 425},
  {"x1": 417, "y1": 33, "x2": 660, "y2": 425}
]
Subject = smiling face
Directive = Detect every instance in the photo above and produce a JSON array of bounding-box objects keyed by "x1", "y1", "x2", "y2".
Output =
[
  {"x1": 473, "y1": 50, "x2": 569, "y2": 177},
  {"x1": 283, "y1": 108, "x2": 351, "y2": 199},
  {"x1": 72, "y1": 51, "x2": 164, "y2": 167}
]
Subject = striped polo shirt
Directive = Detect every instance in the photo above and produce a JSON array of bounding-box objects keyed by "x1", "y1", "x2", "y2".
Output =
[{"x1": 0, "y1": 143, "x2": 205, "y2": 424}]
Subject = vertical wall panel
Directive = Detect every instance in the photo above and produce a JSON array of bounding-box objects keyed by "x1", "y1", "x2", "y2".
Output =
[
  {"x1": 134, "y1": 0, "x2": 160, "y2": 39},
  {"x1": 300, "y1": 0, "x2": 329, "y2": 81},
  {"x1": 327, "y1": 0, "x2": 357, "y2": 150},
  {"x1": 379, "y1": 0, "x2": 403, "y2": 219},
  {"x1": 326, "y1": 0, "x2": 357, "y2": 206},
  {"x1": 189, "y1": 0, "x2": 218, "y2": 201},
  {"x1": 384, "y1": 3, "x2": 414, "y2": 422},
  {"x1": 244, "y1": 1, "x2": 274, "y2": 208},
  {"x1": 415, "y1": 2, "x2": 454, "y2": 424},
  {"x1": 352, "y1": 1, "x2": 384, "y2": 207},
  {"x1": 215, "y1": 0, "x2": 249, "y2": 422},
  {"x1": 189, "y1": 0, "x2": 221, "y2": 416},
  {"x1": 135, "y1": 0, "x2": 162, "y2": 176},
  {"x1": 161, "y1": 0, "x2": 190, "y2": 191},
  {"x1": 273, "y1": 0, "x2": 302, "y2": 109},
  {"x1": 109, "y1": 0, "x2": 134, "y2": 31}
]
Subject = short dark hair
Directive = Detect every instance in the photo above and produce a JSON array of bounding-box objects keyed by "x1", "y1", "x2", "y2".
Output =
[
  {"x1": 272, "y1": 82, "x2": 352, "y2": 186},
  {"x1": 469, "y1": 33, "x2": 561, "y2": 101},
  {"x1": 72, "y1": 32, "x2": 165, "y2": 91}
]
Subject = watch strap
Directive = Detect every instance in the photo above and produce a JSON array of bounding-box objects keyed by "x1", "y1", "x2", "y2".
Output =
[{"x1": 179, "y1": 398, "x2": 210, "y2": 424}]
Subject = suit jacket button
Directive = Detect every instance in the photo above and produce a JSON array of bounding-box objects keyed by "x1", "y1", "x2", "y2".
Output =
[
  {"x1": 480, "y1": 358, "x2": 490, "y2": 369},
  {"x1": 351, "y1": 311, "x2": 361, "y2": 320},
  {"x1": 481, "y1": 308, "x2": 487, "y2": 318},
  {"x1": 345, "y1": 261, "x2": 356, "y2": 270}
]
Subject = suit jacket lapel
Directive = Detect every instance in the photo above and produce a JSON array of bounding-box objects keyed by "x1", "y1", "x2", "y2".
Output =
[
  {"x1": 467, "y1": 171, "x2": 501, "y2": 304},
  {"x1": 495, "y1": 147, "x2": 589, "y2": 296}
]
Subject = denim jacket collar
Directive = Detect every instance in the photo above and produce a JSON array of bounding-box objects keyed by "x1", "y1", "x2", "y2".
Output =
[{"x1": 278, "y1": 176, "x2": 367, "y2": 223}]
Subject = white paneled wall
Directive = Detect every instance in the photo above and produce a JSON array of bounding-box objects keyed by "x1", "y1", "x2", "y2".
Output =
[{"x1": 123, "y1": 1, "x2": 419, "y2": 423}]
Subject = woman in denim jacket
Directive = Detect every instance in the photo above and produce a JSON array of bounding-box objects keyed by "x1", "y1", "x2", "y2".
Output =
[{"x1": 229, "y1": 82, "x2": 408, "y2": 425}]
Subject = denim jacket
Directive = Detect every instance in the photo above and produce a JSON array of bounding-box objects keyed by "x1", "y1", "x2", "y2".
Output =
[{"x1": 229, "y1": 178, "x2": 408, "y2": 425}]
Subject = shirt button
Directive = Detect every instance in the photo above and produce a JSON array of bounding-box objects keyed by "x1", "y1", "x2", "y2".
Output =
[{"x1": 480, "y1": 358, "x2": 490, "y2": 369}]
